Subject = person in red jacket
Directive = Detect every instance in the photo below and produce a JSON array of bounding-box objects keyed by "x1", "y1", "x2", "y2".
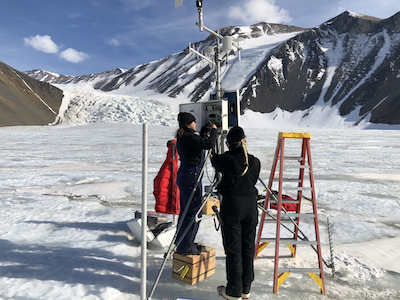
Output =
[{"x1": 175, "y1": 112, "x2": 217, "y2": 256}]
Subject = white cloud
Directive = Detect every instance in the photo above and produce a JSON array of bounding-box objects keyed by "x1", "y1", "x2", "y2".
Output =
[
  {"x1": 23, "y1": 34, "x2": 89, "y2": 63},
  {"x1": 59, "y1": 48, "x2": 89, "y2": 63},
  {"x1": 109, "y1": 39, "x2": 120, "y2": 46},
  {"x1": 228, "y1": 0, "x2": 292, "y2": 25},
  {"x1": 23, "y1": 35, "x2": 59, "y2": 54}
]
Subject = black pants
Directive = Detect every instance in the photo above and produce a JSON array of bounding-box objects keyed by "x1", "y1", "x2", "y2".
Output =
[
  {"x1": 221, "y1": 204, "x2": 258, "y2": 298},
  {"x1": 176, "y1": 166, "x2": 203, "y2": 255}
]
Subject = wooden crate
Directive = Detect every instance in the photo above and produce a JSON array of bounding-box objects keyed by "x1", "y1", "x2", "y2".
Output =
[
  {"x1": 202, "y1": 198, "x2": 220, "y2": 215},
  {"x1": 172, "y1": 246, "x2": 216, "y2": 285}
]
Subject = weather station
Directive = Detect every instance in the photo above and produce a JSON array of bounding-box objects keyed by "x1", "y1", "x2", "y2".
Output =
[
  {"x1": 147, "y1": 2, "x2": 248, "y2": 299},
  {"x1": 177, "y1": 0, "x2": 243, "y2": 143},
  {"x1": 145, "y1": 2, "x2": 335, "y2": 300}
]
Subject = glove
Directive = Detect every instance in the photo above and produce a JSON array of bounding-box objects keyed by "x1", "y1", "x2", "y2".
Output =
[{"x1": 200, "y1": 124, "x2": 210, "y2": 137}]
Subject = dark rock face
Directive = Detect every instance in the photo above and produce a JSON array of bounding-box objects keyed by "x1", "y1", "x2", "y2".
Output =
[
  {"x1": 241, "y1": 11, "x2": 400, "y2": 125},
  {"x1": 0, "y1": 62, "x2": 63, "y2": 126}
]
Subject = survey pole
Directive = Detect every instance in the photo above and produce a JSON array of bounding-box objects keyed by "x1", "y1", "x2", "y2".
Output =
[{"x1": 141, "y1": 123, "x2": 148, "y2": 300}]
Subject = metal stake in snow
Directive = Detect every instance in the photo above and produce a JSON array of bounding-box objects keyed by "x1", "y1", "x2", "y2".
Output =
[
  {"x1": 141, "y1": 123, "x2": 148, "y2": 300},
  {"x1": 327, "y1": 218, "x2": 336, "y2": 278}
]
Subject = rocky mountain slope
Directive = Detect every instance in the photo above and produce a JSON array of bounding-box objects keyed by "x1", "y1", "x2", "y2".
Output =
[
  {"x1": 25, "y1": 11, "x2": 400, "y2": 126},
  {"x1": 242, "y1": 11, "x2": 400, "y2": 125},
  {"x1": 0, "y1": 62, "x2": 63, "y2": 126},
  {"x1": 26, "y1": 22, "x2": 303, "y2": 102}
]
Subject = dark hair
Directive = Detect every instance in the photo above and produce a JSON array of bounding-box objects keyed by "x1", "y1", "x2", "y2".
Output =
[
  {"x1": 175, "y1": 128, "x2": 185, "y2": 139},
  {"x1": 176, "y1": 112, "x2": 195, "y2": 139}
]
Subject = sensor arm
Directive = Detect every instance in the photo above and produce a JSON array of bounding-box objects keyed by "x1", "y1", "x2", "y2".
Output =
[
  {"x1": 189, "y1": 43, "x2": 215, "y2": 65},
  {"x1": 195, "y1": 22, "x2": 224, "y2": 39}
]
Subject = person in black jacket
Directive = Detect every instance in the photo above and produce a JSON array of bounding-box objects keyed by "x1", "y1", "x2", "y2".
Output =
[
  {"x1": 212, "y1": 126, "x2": 261, "y2": 300},
  {"x1": 175, "y1": 112, "x2": 217, "y2": 255}
]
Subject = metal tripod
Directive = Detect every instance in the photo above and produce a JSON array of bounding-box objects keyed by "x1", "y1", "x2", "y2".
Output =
[{"x1": 148, "y1": 150, "x2": 220, "y2": 299}]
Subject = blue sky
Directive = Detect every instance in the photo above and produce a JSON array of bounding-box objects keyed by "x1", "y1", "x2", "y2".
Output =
[{"x1": 1, "y1": 0, "x2": 399, "y2": 76}]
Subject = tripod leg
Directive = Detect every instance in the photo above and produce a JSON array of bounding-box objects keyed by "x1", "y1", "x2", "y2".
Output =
[{"x1": 148, "y1": 151, "x2": 212, "y2": 299}]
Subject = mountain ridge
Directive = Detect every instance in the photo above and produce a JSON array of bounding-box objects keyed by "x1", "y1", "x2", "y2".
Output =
[
  {"x1": 240, "y1": 10, "x2": 400, "y2": 125},
  {"x1": 23, "y1": 10, "x2": 400, "y2": 127}
]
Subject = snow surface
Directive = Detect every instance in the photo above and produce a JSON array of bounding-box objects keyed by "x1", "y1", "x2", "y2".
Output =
[
  {"x1": 1, "y1": 122, "x2": 400, "y2": 300},
  {"x1": 3, "y1": 28, "x2": 400, "y2": 299}
]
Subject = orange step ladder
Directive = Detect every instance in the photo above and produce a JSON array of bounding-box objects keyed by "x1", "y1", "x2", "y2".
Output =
[{"x1": 255, "y1": 132, "x2": 326, "y2": 294}]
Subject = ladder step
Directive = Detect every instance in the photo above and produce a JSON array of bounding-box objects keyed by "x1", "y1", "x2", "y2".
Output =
[
  {"x1": 273, "y1": 178, "x2": 302, "y2": 182},
  {"x1": 263, "y1": 213, "x2": 315, "y2": 221},
  {"x1": 283, "y1": 156, "x2": 304, "y2": 161},
  {"x1": 264, "y1": 218, "x2": 295, "y2": 223},
  {"x1": 280, "y1": 213, "x2": 315, "y2": 218},
  {"x1": 279, "y1": 132, "x2": 311, "y2": 139},
  {"x1": 282, "y1": 187, "x2": 313, "y2": 191},
  {"x1": 260, "y1": 238, "x2": 319, "y2": 245},
  {"x1": 278, "y1": 268, "x2": 321, "y2": 273},
  {"x1": 280, "y1": 165, "x2": 309, "y2": 169},
  {"x1": 270, "y1": 199, "x2": 299, "y2": 203}
]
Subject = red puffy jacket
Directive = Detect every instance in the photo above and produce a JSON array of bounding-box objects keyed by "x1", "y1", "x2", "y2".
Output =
[
  {"x1": 153, "y1": 140, "x2": 180, "y2": 215},
  {"x1": 270, "y1": 194, "x2": 298, "y2": 212}
]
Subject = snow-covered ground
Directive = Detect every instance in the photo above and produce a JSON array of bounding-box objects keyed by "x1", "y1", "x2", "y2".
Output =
[
  {"x1": 3, "y1": 15, "x2": 399, "y2": 298},
  {"x1": 1, "y1": 121, "x2": 399, "y2": 300}
]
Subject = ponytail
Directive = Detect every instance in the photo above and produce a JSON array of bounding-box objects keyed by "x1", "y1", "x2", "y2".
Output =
[
  {"x1": 175, "y1": 128, "x2": 185, "y2": 140},
  {"x1": 240, "y1": 138, "x2": 249, "y2": 176}
]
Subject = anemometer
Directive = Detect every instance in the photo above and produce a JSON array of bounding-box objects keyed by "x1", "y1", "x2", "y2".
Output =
[{"x1": 176, "y1": 0, "x2": 242, "y2": 134}]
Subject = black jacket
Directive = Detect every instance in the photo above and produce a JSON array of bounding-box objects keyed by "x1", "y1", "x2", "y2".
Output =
[
  {"x1": 211, "y1": 147, "x2": 260, "y2": 200},
  {"x1": 178, "y1": 127, "x2": 217, "y2": 166}
]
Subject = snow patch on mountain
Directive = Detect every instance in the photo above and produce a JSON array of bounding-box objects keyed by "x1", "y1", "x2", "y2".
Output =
[
  {"x1": 242, "y1": 105, "x2": 355, "y2": 130},
  {"x1": 267, "y1": 56, "x2": 284, "y2": 86},
  {"x1": 221, "y1": 32, "x2": 301, "y2": 91}
]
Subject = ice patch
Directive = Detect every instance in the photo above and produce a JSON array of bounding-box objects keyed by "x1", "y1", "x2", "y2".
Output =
[
  {"x1": 334, "y1": 251, "x2": 385, "y2": 282},
  {"x1": 343, "y1": 173, "x2": 400, "y2": 182},
  {"x1": 59, "y1": 91, "x2": 177, "y2": 126},
  {"x1": 23, "y1": 182, "x2": 132, "y2": 200}
]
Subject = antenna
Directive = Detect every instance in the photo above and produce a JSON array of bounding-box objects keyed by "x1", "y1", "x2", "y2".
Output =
[
  {"x1": 196, "y1": 0, "x2": 203, "y2": 31},
  {"x1": 175, "y1": 0, "x2": 203, "y2": 32},
  {"x1": 175, "y1": 0, "x2": 243, "y2": 98}
]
